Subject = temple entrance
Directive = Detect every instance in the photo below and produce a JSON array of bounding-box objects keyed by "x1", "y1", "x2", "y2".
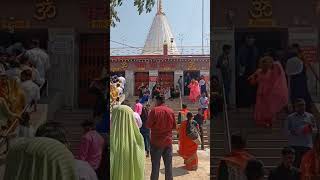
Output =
[
  {"x1": 111, "y1": 71, "x2": 125, "y2": 78},
  {"x1": 0, "y1": 29, "x2": 48, "y2": 48},
  {"x1": 134, "y1": 72, "x2": 149, "y2": 96},
  {"x1": 183, "y1": 70, "x2": 200, "y2": 96},
  {"x1": 235, "y1": 28, "x2": 288, "y2": 107},
  {"x1": 79, "y1": 33, "x2": 107, "y2": 107},
  {"x1": 158, "y1": 72, "x2": 174, "y2": 89}
]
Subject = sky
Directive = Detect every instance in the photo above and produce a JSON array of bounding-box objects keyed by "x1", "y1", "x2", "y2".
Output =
[{"x1": 110, "y1": 0, "x2": 210, "y2": 48}]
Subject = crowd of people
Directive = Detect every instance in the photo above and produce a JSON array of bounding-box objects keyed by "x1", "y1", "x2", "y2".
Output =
[
  {"x1": 0, "y1": 40, "x2": 108, "y2": 180},
  {"x1": 109, "y1": 71, "x2": 210, "y2": 179},
  {"x1": 215, "y1": 35, "x2": 320, "y2": 179},
  {"x1": 217, "y1": 132, "x2": 320, "y2": 180},
  {"x1": 0, "y1": 40, "x2": 48, "y2": 133},
  {"x1": 111, "y1": 95, "x2": 207, "y2": 180}
]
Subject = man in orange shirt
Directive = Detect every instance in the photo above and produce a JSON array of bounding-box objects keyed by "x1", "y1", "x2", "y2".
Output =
[{"x1": 217, "y1": 134, "x2": 255, "y2": 180}]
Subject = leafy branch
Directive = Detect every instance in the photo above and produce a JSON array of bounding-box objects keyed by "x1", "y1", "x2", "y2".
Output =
[{"x1": 110, "y1": 0, "x2": 156, "y2": 27}]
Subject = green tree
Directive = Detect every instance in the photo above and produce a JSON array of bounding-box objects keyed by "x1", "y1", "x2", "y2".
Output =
[{"x1": 110, "y1": 0, "x2": 156, "y2": 27}]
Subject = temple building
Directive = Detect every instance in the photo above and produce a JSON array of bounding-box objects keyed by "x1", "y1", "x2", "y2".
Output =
[{"x1": 111, "y1": 0, "x2": 210, "y2": 96}]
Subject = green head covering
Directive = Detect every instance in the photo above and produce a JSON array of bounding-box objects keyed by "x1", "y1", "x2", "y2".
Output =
[
  {"x1": 4, "y1": 137, "x2": 76, "y2": 180},
  {"x1": 111, "y1": 105, "x2": 145, "y2": 180}
]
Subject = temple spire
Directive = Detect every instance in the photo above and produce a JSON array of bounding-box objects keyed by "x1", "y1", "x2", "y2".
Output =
[
  {"x1": 142, "y1": 0, "x2": 179, "y2": 55},
  {"x1": 157, "y1": 0, "x2": 163, "y2": 14}
]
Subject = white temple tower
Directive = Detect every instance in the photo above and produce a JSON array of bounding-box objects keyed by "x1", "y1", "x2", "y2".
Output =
[{"x1": 142, "y1": 0, "x2": 180, "y2": 55}]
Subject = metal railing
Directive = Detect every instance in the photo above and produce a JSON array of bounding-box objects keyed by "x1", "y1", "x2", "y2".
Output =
[
  {"x1": 178, "y1": 86, "x2": 183, "y2": 109},
  {"x1": 110, "y1": 46, "x2": 210, "y2": 56},
  {"x1": 221, "y1": 82, "x2": 232, "y2": 153}
]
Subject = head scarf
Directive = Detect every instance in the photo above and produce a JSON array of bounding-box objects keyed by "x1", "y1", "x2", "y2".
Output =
[
  {"x1": 4, "y1": 137, "x2": 76, "y2": 180},
  {"x1": 110, "y1": 105, "x2": 145, "y2": 180}
]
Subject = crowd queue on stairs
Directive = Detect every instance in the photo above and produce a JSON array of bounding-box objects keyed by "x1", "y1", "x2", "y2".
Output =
[
  {"x1": 215, "y1": 35, "x2": 320, "y2": 179},
  {"x1": 0, "y1": 39, "x2": 109, "y2": 180},
  {"x1": 110, "y1": 73, "x2": 210, "y2": 180}
]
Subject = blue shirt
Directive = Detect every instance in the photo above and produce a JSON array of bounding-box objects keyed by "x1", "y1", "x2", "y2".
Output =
[{"x1": 285, "y1": 112, "x2": 315, "y2": 148}]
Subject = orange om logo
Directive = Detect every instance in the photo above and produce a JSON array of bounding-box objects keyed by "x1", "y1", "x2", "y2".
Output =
[
  {"x1": 187, "y1": 62, "x2": 196, "y2": 70},
  {"x1": 121, "y1": 62, "x2": 128, "y2": 69},
  {"x1": 250, "y1": 0, "x2": 272, "y2": 18},
  {"x1": 34, "y1": 0, "x2": 57, "y2": 21}
]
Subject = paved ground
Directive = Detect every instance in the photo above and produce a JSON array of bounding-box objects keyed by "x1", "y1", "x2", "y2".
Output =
[{"x1": 144, "y1": 144, "x2": 210, "y2": 180}]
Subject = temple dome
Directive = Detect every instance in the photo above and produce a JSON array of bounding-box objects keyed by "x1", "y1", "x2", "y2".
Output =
[{"x1": 142, "y1": 0, "x2": 180, "y2": 55}]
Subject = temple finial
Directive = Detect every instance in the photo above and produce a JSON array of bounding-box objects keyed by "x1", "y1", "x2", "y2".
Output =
[{"x1": 157, "y1": 0, "x2": 163, "y2": 14}]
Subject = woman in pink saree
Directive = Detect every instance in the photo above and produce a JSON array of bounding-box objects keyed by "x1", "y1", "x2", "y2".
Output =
[
  {"x1": 248, "y1": 56, "x2": 288, "y2": 128},
  {"x1": 188, "y1": 79, "x2": 201, "y2": 103}
]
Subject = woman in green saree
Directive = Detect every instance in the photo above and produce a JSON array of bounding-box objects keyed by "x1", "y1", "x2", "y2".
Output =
[
  {"x1": 4, "y1": 137, "x2": 77, "y2": 180},
  {"x1": 110, "y1": 105, "x2": 145, "y2": 180}
]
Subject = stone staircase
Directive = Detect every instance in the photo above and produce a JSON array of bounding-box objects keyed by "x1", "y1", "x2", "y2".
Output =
[
  {"x1": 126, "y1": 96, "x2": 210, "y2": 148},
  {"x1": 211, "y1": 108, "x2": 289, "y2": 179},
  {"x1": 53, "y1": 109, "x2": 94, "y2": 156}
]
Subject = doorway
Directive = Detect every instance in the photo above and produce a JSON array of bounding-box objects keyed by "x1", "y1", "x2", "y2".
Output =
[
  {"x1": 111, "y1": 71, "x2": 125, "y2": 78},
  {"x1": 158, "y1": 72, "x2": 174, "y2": 89},
  {"x1": 134, "y1": 72, "x2": 149, "y2": 96},
  {"x1": 79, "y1": 33, "x2": 107, "y2": 107},
  {"x1": 183, "y1": 71, "x2": 200, "y2": 96},
  {"x1": 235, "y1": 28, "x2": 288, "y2": 107},
  {"x1": 0, "y1": 29, "x2": 48, "y2": 49}
]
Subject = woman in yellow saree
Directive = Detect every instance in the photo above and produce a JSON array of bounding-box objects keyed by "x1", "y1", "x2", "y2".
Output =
[
  {"x1": 110, "y1": 105, "x2": 145, "y2": 180},
  {"x1": 0, "y1": 73, "x2": 25, "y2": 129}
]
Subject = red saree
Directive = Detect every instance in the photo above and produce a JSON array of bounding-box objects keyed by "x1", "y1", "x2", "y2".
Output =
[
  {"x1": 249, "y1": 62, "x2": 288, "y2": 127},
  {"x1": 178, "y1": 121, "x2": 198, "y2": 170},
  {"x1": 300, "y1": 150, "x2": 320, "y2": 180}
]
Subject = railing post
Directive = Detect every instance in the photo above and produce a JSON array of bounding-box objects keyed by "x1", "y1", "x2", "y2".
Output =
[{"x1": 222, "y1": 82, "x2": 232, "y2": 154}]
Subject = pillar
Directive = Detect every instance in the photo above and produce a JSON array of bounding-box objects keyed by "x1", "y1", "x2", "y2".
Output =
[{"x1": 125, "y1": 70, "x2": 134, "y2": 97}]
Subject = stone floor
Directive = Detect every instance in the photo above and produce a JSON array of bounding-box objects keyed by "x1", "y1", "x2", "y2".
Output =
[{"x1": 144, "y1": 144, "x2": 210, "y2": 180}]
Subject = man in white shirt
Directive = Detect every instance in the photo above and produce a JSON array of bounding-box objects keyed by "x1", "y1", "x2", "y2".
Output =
[
  {"x1": 199, "y1": 92, "x2": 209, "y2": 112},
  {"x1": 19, "y1": 54, "x2": 45, "y2": 86},
  {"x1": 26, "y1": 40, "x2": 50, "y2": 79},
  {"x1": 5, "y1": 60, "x2": 21, "y2": 82},
  {"x1": 118, "y1": 75, "x2": 126, "y2": 89},
  {"x1": 20, "y1": 69, "x2": 40, "y2": 111}
]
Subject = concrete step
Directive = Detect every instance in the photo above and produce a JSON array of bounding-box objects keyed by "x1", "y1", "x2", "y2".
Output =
[
  {"x1": 212, "y1": 147, "x2": 283, "y2": 157},
  {"x1": 211, "y1": 156, "x2": 281, "y2": 167}
]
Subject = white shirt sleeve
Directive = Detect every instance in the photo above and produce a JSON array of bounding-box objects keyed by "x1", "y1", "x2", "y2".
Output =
[
  {"x1": 32, "y1": 84, "x2": 41, "y2": 101},
  {"x1": 134, "y1": 112, "x2": 142, "y2": 128},
  {"x1": 33, "y1": 68, "x2": 45, "y2": 86}
]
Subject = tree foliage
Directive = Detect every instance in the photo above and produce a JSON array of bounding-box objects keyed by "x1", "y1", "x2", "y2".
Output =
[{"x1": 110, "y1": 0, "x2": 156, "y2": 27}]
